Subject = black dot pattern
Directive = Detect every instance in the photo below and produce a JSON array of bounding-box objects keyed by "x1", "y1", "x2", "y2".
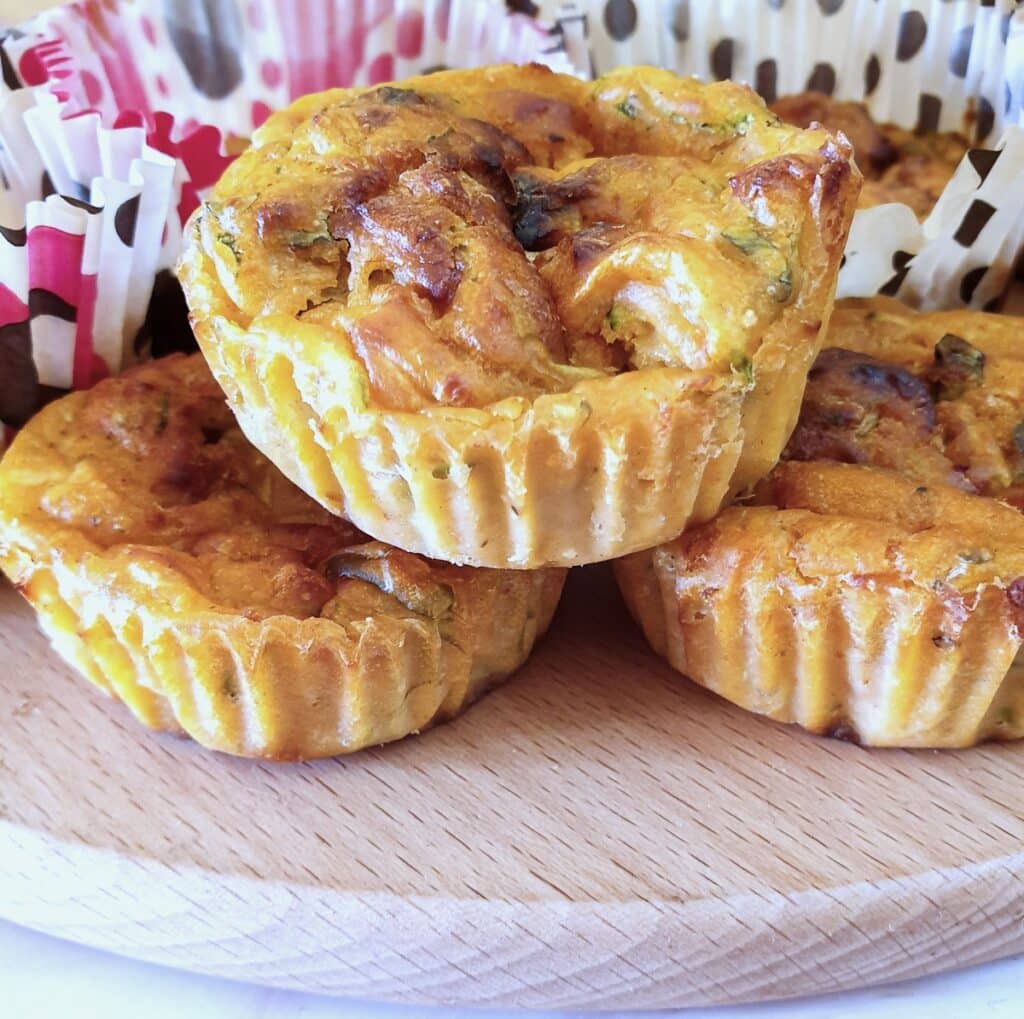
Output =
[
  {"x1": 967, "y1": 148, "x2": 1000, "y2": 183},
  {"x1": 134, "y1": 270, "x2": 198, "y2": 359},
  {"x1": 879, "y1": 249, "x2": 914, "y2": 297},
  {"x1": 896, "y1": 10, "x2": 927, "y2": 61},
  {"x1": 953, "y1": 200, "x2": 996, "y2": 247},
  {"x1": 0, "y1": 224, "x2": 26, "y2": 246},
  {"x1": 114, "y1": 194, "x2": 140, "y2": 247},
  {"x1": 765, "y1": 0, "x2": 785, "y2": 8},
  {"x1": 756, "y1": 58, "x2": 778, "y2": 103},
  {"x1": 0, "y1": 36, "x2": 21, "y2": 91},
  {"x1": 166, "y1": 0, "x2": 244, "y2": 99},
  {"x1": 604, "y1": 0, "x2": 638, "y2": 42},
  {"x1": 710, "y1": 38, "x2": 735, "y2": 81},
  {"x1": 28, "y1": 289, "x2": 76, "y2": 321},
  {"x1": 671, "y1": 0, "x2": 689, "y2": 43},
  {"x1": 505, "y1": 0, "x2": 540, "y2": 15},
  {"x1": 949, "y1": 24, "x2": 973, "y2": 78},
  {"x1": 0, "y1": 319, "x2": 38, "y2": 429},
  {"x1": 817, "y1": 0, "x2": 844, "y2": 14},
  {"x1": 974, "y1": 96, "x2": 995, "y2": 143},
  {"x1": 959, "y1": 265, "x2": 988, "y2": 304},
  {"x1": 864, "y1": 53, "x2": 881, "y2": 95},
  {"x1": 915, "y1": 93, "x2": 942, "y2": 134},
  {"x1": 806, "y1": 62, "x2": 837, "y2": 95}
]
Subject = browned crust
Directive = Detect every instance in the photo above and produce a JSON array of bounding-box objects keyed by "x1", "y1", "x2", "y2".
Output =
[
  {"x1": 179, "y1": 65, "x2": 860, "y2": 568},
  {"x1": 0, "y1": 355, "x2": 567, "y2": 759},
  {"x1": 771, "y1": 92, "x2": 967, "y2": 219},
  {"x1": 616, "y1": 299, "x2": 1024, "y2": 748}
]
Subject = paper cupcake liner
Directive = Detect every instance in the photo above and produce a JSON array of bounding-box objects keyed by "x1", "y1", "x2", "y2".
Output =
[
  {"x1": 9, "y1": 551, "x2": 564, "y2": 759},
  {"x1": 191, "y1": 296, "x2": 748, "y2": 568},
  {"x1": 0, "y1": 351, "x2": 567, "y2": 757},
  {"x1": 615, "y1": 514, "x2": 1024, "y2": 749},
  {"x1": 0, "y1": 39, "x2": 182, "y2": 439},
  {"x1": 521, "y1": 0, "x2": 1024, "y2": 311},
  {"x1": 0, "y1": 1, "x2": 566, "y2": 444}
]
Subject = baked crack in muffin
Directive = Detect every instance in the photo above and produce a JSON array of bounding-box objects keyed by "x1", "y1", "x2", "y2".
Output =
[
  {"x1": 772, "y1": 92, "x2": 968, "y2": 220},
  {"x1": 0, "y1": 355, "x2": 566, "y2": 759},
  {"x1": 616, "y1": 297, "x2": 1024, "y2": 747},
  {"x1": 180, "y1": 64, "x2": 859, "y2": 568}
]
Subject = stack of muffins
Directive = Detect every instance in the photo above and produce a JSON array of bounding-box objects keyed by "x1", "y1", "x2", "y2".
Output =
[{"x1": 1, "y1": 64, "x2": 1020, "y2": 757}]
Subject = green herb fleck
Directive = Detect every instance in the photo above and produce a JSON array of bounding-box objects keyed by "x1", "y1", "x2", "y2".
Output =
[
  {"x1": 930, "y1": 333, "x2": 985, "y2": 400},
  {"x1": 722, "y1": 231, "x2": 776, "y2": 257},
  {"x1": 376, "y1": 86, "x2": 420, "y2": 105},
  {"x1": 726, "y1": 112, "x2": 754, "y2": 134},
  {"x1": 221, "y1": 676, "x2": 239, "y2": 700},
  {"x1": 615, "y1": 95, "x2": 639, "y2": 119},
  {"x1": 854, "y1": 410, "x2": 879, "y2": 438},
  {"x1": 217, "y1": 231, "x2": 241, "y2": 263},
  {"x1": 606, "y1": 305, "x2": 624, "y2": 330},
  {"x1": 282, "y1": 228, "x2": 333, "y2": 248},
  {"x1": 431, "y1": 463, "x2": 450, "y2": 480},
  {"x1": 692, "y1": 112, "x2": 755, "y2": 134},
  {"x1": 731, "y1": 354, "x2": 755, "y2": 386},
  {"x1": 997, "y1": 707, "x2": 1015, "y2": 726}
]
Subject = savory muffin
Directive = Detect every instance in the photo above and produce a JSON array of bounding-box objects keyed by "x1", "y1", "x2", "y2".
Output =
[
  {"x1": 0, "y1": 355, "x2": 566, "y2": 759},
  {"x1": 616, "y1": 297, "x2": 1024, "y2": 747},
  {"x1": 180, "y1": 64, "x2": 859, "y2": 568},
  {"x1": 772, "y1": 92, "x2": 967, "y2": 219}
]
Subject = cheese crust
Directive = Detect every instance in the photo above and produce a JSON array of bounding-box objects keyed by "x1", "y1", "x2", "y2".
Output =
[
  {"x1": 616, "y1": 298, "x2": 1024, "y2": 747},
  {"x1": 0, "y1": 355, "x2": 566, "y2": 759},
  {"x1": 180, "y1": 64, "x2": 859, "y2": 567}
]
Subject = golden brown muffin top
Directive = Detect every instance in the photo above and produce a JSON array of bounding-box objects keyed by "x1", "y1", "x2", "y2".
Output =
[
  {"x1": 192, "y1": 64, "x2": 855, "y2": 412},
  {"x1": 783, "y1": 296, "x2": 1024, "y2": 508},
  {"x1": 772, "y1": 92, "x2": 966, "y2": 218},
  {"x1": 748, "y1": 461, "x2": 1024, "y2": 606},
  {"x1": 727, "y1": 297, "x2": 1024, "y2": 603},
  {"x1": 0, "y1": 354, "x2": 511, "y2": 626}
]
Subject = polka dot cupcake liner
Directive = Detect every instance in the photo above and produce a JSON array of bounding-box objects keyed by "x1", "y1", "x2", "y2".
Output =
[
  {"x1": 522, "y1": 0, "x2": 1024, "y2": 311},
  {"x1": 0, "y1": 35, "x2": 179, "y2": 447},
  {"x1": 0, "y1": 0, "x2": 571, "y2": 446}
]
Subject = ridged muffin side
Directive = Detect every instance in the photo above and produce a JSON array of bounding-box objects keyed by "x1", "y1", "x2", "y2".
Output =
[
  {"x1": 616, "y1": 463, "x2": 1024, "y2": 748},
  {"x1": 0, "y1": 356, "x2": 565, "y2": 759},
  {"x1": 180, "y1": 64, "x2": 859, "y2": 568}
]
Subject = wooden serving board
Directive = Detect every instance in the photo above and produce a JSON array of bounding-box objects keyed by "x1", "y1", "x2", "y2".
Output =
[{"x1": 2, "y1": 566, "x2": 1024, "y2": 1010}]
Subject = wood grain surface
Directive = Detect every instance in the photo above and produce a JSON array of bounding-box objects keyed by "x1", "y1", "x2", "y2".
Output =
[{"x1": 2, "y1": 564, "x2": 1024, "y2": 1010}]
